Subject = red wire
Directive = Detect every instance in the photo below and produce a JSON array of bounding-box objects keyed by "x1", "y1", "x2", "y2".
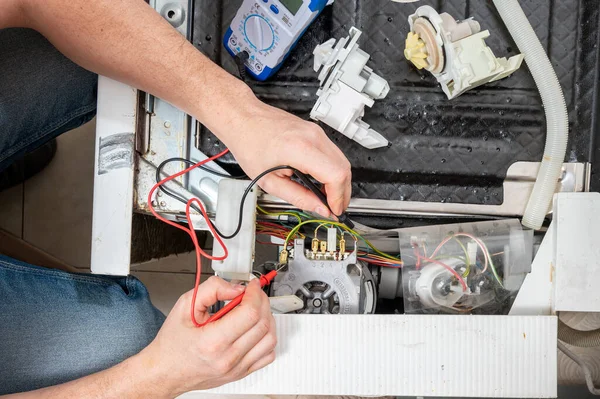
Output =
[
  {"x1": 147, "y1": 148, "x2": 230, "y2": 327},
  {"x1": 185, "y1": 197, "x2": 229, "y2": 326}
]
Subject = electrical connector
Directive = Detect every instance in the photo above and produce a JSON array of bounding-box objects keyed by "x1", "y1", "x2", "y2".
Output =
[
  {"x1": 279, "y1": 249, "x2": 289, "y2": 264},
  {"x1": 319, "y1": 241, "x2": 327, "y2": 253},
  {"x1": 327, "y1": 228, "x2": 337, "y2": 253},
  {"x1": 312, "y1": 238, "x2": 320, "y2": 253},
  {"x1": 339, "y1": 237, "x2": 346, "y2": 254}
]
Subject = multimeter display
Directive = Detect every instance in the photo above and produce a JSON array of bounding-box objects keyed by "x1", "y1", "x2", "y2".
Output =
[
  {"x1": 223, "y1": 0, "x2": 331, "y2": 81},
  {"x1": 279, "y1": 0, "x2": 303, "y2": 15}
]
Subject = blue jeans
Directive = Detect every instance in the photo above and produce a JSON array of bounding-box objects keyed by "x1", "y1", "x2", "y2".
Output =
[
  {"x1": 0, "y1": 29, "x2": 166, "y2": 394},
  {"x1": 0, "y1": 28, "x2": 97, "y2": 171}
]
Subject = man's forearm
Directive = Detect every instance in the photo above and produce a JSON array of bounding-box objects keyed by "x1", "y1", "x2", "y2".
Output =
[
  {"x1": 17, "y1": 0, "x2": 255, "y2": 146},
  {"x1": 2, "y1": 352, "x2": 174, "y2": 399}
]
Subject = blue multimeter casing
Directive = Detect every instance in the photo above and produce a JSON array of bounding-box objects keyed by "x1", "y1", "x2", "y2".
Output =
[{"x1": 224, "y1": 0, "x2": 331, "y2": 81}]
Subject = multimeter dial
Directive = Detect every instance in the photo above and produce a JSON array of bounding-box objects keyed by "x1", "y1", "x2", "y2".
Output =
[{"x1": 243, "y1": 15, "x2": 275, "y2": 51}]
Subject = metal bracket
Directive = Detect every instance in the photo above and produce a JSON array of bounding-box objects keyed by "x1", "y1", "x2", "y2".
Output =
[
  {"x1": 259, "y1": 162, "x2": 590, "y2": 218},
  {"x1": 134, "y1": 0, "x2": 234, "y2": 223}
]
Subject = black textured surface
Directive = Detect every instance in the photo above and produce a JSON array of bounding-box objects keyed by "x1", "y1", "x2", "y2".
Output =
[{"x1": 191, "y1": 0, "x2": 600, "y2": 205}]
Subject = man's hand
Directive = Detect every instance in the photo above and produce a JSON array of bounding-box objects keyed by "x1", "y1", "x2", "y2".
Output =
[
  {"x1": 219, "y1": 98, "x2": 352, "y2": 218},
  {"x1": 13, "y1": 0, "x2": 353, "y2": 219},
  {"x1": 140, "y1": 276, "x2": 277, "y2": 397},
  {"x1": 3, "y1": 277, "x2": 276, "y2": 399}
]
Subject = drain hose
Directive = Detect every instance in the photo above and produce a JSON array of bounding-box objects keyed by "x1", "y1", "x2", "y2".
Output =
[{"x1": 493, "y1": 0, "x2": 569, "y2": 230}]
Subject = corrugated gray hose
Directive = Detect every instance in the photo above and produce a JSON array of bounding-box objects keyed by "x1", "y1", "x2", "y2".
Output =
[
  {"x1": 493, "y1": 0, "x2": 569, "y2": 230},
  {"x1": 558, "y1": 341, "x2": 600, "y2": 395},
  {"x1": 559, "y1": 319, "x2": 600, "y2": 348}
]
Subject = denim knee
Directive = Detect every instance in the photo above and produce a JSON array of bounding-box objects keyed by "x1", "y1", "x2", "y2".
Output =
[
  {"x1": 0, "y1": 28, "x2": 98, "y2": 172},
  {"x1": 0, "y1": 256, "x2": 165, "y2": 394}
]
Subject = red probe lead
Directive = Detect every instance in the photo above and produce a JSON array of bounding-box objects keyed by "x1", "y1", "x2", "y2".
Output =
[{"x1": 199, "y1": 270, "x2": 279, "y2": 326}]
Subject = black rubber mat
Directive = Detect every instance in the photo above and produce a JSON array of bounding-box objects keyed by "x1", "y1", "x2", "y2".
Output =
[{"x1": 191, "y1": 0, "x2": 600, "y2": 205}]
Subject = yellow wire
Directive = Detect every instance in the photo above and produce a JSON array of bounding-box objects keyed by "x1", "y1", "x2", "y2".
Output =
[
  {"x1": 452, "y1": 237, "x2": 471, "y2": 277},
  {"x1": 314, "y1": 222, "x2": 332, "y2": 238},
  {"x1": 256, "y1": 205, "x2": 302, "y2": 224}
]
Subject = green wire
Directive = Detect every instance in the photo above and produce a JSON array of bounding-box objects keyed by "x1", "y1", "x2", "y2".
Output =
[
  {"x1": 479, "y1": 240, "x2": 504, "y2": 288},
  {"x1": 284, "y1": 219, "x2": 401, "y2": 262},
  {"x1": 256, "y1": 205, "x2": 303, "y2": 224},
  {"x1": 452, "y1": 237, "x2": 471, "y2": 278}
]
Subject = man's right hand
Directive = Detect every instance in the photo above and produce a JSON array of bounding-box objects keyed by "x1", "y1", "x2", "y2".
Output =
[{"x1": 140, "y1": 277, "x2": 277, "y2": 397}]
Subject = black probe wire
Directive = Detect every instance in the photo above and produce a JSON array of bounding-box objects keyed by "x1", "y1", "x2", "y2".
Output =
[
  {"x1": 155, "y1": 159, "x2": 297, "y2": 239},
  {"x1": 209, "y1": 165, "x2": 297, "y2": 239},
  {"x1": 155, "y1": 157, "x2": 246, "y2": 217},
  {"x1": 155, "y1": 158, "x2": 353, "y2": 239}
]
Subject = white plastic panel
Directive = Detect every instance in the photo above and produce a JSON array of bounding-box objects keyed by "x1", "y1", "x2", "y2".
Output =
[
  {"x1": 554, "y1": 192, "x2": 600, "y2": 312},
  {"x1": 91, "y1": 77, "x2": 136, "y2": 276},
  {"x1": 180, "y1": 314, "x2": 557, "y2": 398}
]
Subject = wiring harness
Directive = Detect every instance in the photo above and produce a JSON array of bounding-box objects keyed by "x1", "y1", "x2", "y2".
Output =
[{"x1": 148, "y1": 149, "x2": 389, "y2": 324}]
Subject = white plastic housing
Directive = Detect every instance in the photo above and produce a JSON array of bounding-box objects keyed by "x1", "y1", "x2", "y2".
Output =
[
  {"x1": 408, "y1": 6, "x2": 524, "y2": 99},
  {"x1": 310, "y1": 27, "x2": 390, "y2": 149},
  {"x1": 212, "y1": 179, "x2": 258, "y2": 281}
]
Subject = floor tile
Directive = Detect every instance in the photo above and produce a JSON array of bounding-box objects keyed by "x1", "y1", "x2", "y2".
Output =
[
  {"x1": 0, "y1": 183, "x2": 23, "y2": 237},
  {"x1": 133, "y1": 271, "x2": 211, "y2": 315},
  {"x1": 132, "y1": 250, "x2": 213, "y2": 274},
  {"x1": 23, "y1": 119, "x2": 96, "y2": 269}
]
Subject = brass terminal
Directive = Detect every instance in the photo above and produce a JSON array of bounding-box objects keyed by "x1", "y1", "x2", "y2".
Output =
[
  {"x1": 339, "y1": 238, "x2": 346, "y2": 254},
  {"x1": 279, "y1": 249, "x2": 289, "y2": 264},
  {"x1": 319, "y1": 240, "x2": 327, "y2": 253},
  {"x1": 312, "y1": 238, "x2": 320, "y2": 253}
]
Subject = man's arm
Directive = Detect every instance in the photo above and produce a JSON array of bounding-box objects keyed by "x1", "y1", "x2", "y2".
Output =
[
  {"x1": 4, "y1": 0, "x2": 351, "y2": 216},
  {"x1": 4, "y1": 353, "x2": 170, "y2": 399},
  {"x1": 3, "y1": 278, "x2": 277, "y2": 398}
]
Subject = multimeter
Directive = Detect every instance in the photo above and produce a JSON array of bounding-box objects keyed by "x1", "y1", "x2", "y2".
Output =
[{"x1": 224, "y1": 0, "x2": 333, "y2": 81}]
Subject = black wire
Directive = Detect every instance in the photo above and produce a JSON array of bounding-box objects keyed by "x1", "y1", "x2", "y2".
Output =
[
  {"x1": 155, "y1": 157, "x2": 353, "y2": 239},
  {"x1": 154, "y1": 158, "x2": 296, "y2": 239},
  {"x1": 235, "y1": 51, "x2": 250, "y2": 82},
  {"x1": 210, "y1": 165, "x2": 297, "y2": 239},
  {"x1": 158, "y1": 157, "x2": 246, "y2": 180},
  {"x1": 155, "y1": 157, "x2": 245, "y2": 214}
]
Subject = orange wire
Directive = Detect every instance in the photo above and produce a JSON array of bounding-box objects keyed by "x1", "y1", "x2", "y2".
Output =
[{"x1": 147, "y1": 148, "x2": 230, "y2": 326}]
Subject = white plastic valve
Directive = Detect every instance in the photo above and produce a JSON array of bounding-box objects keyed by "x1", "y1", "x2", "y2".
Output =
[{"x1": 310, "y1": 27, "x2": 390, "y2": 150}]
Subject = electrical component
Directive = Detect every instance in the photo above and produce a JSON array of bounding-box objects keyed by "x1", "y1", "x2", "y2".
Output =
[
  {"x1": 339, "y1": 237, "x2": 346, "y2": 254},
  {"x1": 311, "y1": 237, "x2": 320, "y2": 253},
  {"x1": 319, "y1": 240, "x2": 327, "y2": 253},
  {"x1": 310, "y1": 27, "x2": 390, "y2": 149},
  {"x1": 410, "y1": 258, "x2": 468, "y2": 309},
  {"x1": 400, "y1": 219, "x2": 532, "y2": 314},
  {"x1": 272, "y1": 238, "x2": 377, "y2": 314},
  {"x1": 327, "y1": 227, "x2": 336, "y2": 253},
  {"x1": 224, "y1": 0, "x2": 334, "y2": 81},
  {"x1": 405, "y1": 6, "x2": 524, "y2": 99},
  {"x1": 279, "y1": 249, "x2": 289, "y2": 264},
  {"x1": 212, "y1": 179, "x2": 259, "y2": 281}
]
